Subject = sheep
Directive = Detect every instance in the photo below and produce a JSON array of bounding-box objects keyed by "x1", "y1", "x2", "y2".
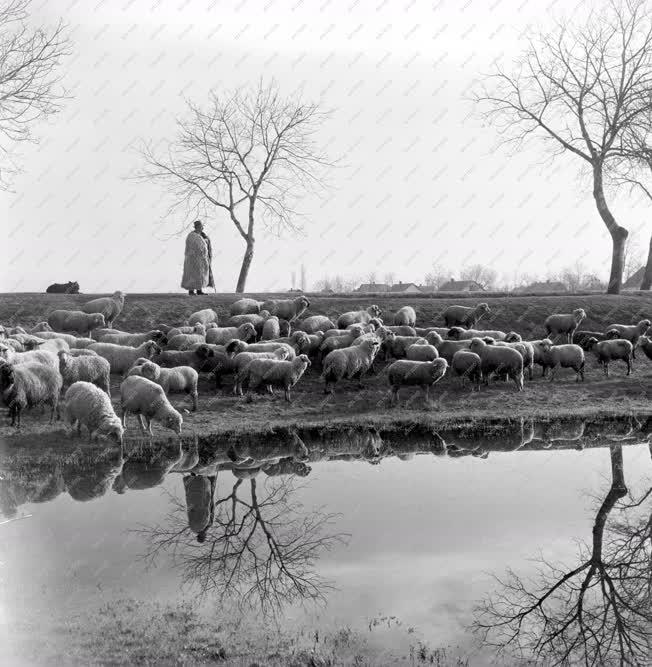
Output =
[
  {"x1": 29, "y1": 322, "x2": 52, "y2": 333},
  {"x1": 384, "y1": 325, "x2": 417, "y2": 336},
  {"x1": 128, "y1": 361, "x2": 199, "y2": 411},
  {"x1": 504, "y1": 332, "x2": 522, "y2": 342},
  {"x1": 318, "y1": 328, "x2": 365, "y2": 364},
  {"x1": 539, "y1": 341, "x2": 585, "y2": 382},
  {"x1": 88, "y1": 340, "x2": 160, "y2": 375},
  {"x1": 442, "y1": 303, "x2": 490, "y2": 328},
  {"x1": 451, "y1": 350, "x2": 482, "y2": 390},
  {"x1": 166, "y1": 333, "x2": 206, "y2": 351},
  {"x1": 530, "y1": 339, "x2": 554, "y2": 377},
  {"x1": 278, "y1": 319, "x2": 291, "y2": 337},
  {"x1": 23, "y1": 338, "x2": 70, "y2": 355},
  {"x1": 406, "y1": 343, "x2": 439, "y2": 362},
  {"x1": 226, "y1": 312, "x2": 270, "y2": 337},
  {"x1": 187, "y1": 308, "x2": 219, "y2": 327},
  {"x1": 153, "y1": 344, "x2": 216, "y2": 372},
  {"x1": 386, "y1": 358, "x2": 448, "y2": 404},
  {"x1": 64, "y1": 381, "x2": 123, "y2": 442},
  {"x1": 5, "y1": 326, "x2": 26, "y2": 335},
  {"x1": 0, "y1": 361, "x2": 62, "y2": 427},
  {"x1": 261, "y1": 296, "x2": 310, "y2": 322},
  {"x1": 99, "y1": 330, "x2": 168, "y2": 348},
  {"x1": 492, "y1": 339, "x2": 535, "y2": 381},
  {"x1": 393, "y1": 306, "x2": 416, "y2": 327},
  {"x1": 323, "y1": 328, "x2": 355, "y2": 338},
  {"x1": 166, "y1": 324, "x2": 207, "y2": 339},
  {"x1": 447, "y1": 326, "x2": 507, "y2": 341},
  {"x1": 322, "y1": 339, "x2": 380, "y2": 393},
  {"x1": 0, "y1": 344, "x2": 59, "y2": 371},
  {"x1": 206, "y1": 323, "x2": 257, "y2": 346},
  {"x1": 81, "y1": 290, "x2": 126, "y2": 327},
  {"x1": 468, "y1": 337, "x2": 524, "y2": 391},
  {"x1": 91, "y1": 327, "x2": 131, "y2": 341},
  {"x1": 425, "y1": 331, "x2": 471, "y2": 363},
  {"x1": 572, "y1": 330, "x2": 618, "y2": 350},
  {"x1": 304, "y1": 332, "x2": 325, "y2": 359},
  {"x1": 383, "y1": 335, "x2": 428, "y2": 359},
  {"x1": 47, "y1": 310, "x2": 106, "y2": 336},
  {"x1": 46, "y1": 281, "x2": 79, "y2": 294},
  {"x1": 1, "y1": 338, "x2": 24, "y2": 352},
  {"x1": 241, "y1": 354, "x2": 311, "y2": 402},
  {"x1": 336, "y1": 305, "x2": 382, "y2": 329},
  {"x1": 225, "y1": 340, "x2": 296, "y2": 360},
  {"x1": 33, "y1": 331, "x2": 92, "y2": 347},
  {"x1": 414, "y1": 326, "x2": 450, "y2": 338},
  {"x1": 230, "y1": 298, "x2": 264, "y2": 315},
  {"x1": 638, "y1": 335, "x2": 652, "y2": 361},
  {"x1": 544, "y1": 308, "x2": 586, "y2": 344},
  {"x1": 232, "y1": 348, "x2": 291, "y2": 395},
  {"x1": 272, "y1": 331, "x2": 311, "y2": 354},
  {"x1": 58, "y1": 350, "x2": 111, "y2": 395},
  {"x1": 298, "y1": 315, "x2": 336, "y2": 334},
  {"x1": 67, "y1": 349, "x2": 99, "y2": 358},
  {"x1": 261, "y1": 316, "x2": 281, "y2": 340},
  {"x1": 120, "y1": 375, "x2": 183, "y2": 435},
  {"x1": 585, "y1": 337, "x2": 633, "y2": 377},
  {"x1": 605, "y1": 319, "x2": 651, "y2": 359}
]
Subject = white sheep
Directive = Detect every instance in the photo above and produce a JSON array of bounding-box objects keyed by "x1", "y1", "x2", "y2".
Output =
[
  {"x1": 81, "y1": 291, "x2": 126, "y2": 328},
  {"x1": 424, "y1": 332, "x2": 471, "y2": 363},
  {"x1": 153, "y1": 345, "x2": 216, "y2": 371},
  {"x1": 0, "y1": 343, "x2": 59, "y2": 371},
  {"x1": 128, "y1": 360, "x2": 199, "y2": 411},
  {"x1": 0, "y1": 361, "x2": 62, "y2": 427},
  {"x1": 318, "y1": 327, "x2": 365, "y2": 364},
  {"x1": 89, "y1": 340, "x2": 160, "y2": 375},
  {"x1": 226, "y1": 311, "x2": 270, "y2": 335},
  {"x1": 166, "y1": 333, "x2": 206, "y2": 351},
  {"x1": 539, "y1": 341, "x2": 585, "y2": 382},
  {"x1": 442, "y1": 303, "x2": 490, "y2": 328},
  {"x1": 322, "y1": 339, "x2": 380, "y2": 393},
  {"x1": 120, "y1": 375, "x2": 183, "y2": 435},
  {"x1": 99, "y1": 330, "x2": 168, "y2": 348},
  {"x1": 544, "y1": 308, "x2": 586, "y2": 344},
  {"x1": 585, "y1": 337, "x2": 633, "y2": 377},
  {"x1": 468, "y1": 337, "x2": 524, "y2": 391},
  {"x1": 406, "y1": 343, "x2": 439, "y2": 362},
  {"x1": 492, "y1": 339, "x2": 535, "y2": 381},
  {"x1": 386, "y1": 358, "x2": 448, "y2": 404},
  {"x1": 230, "y1": 298, "x2": 264, "y2": 315},
  {"x1": 336, "y1": 305, "x2": 382, "y2": 329},
  {"x1": 383, "y1": 335, "x2": 428, "y2": 359},
  {"x1": 64, "y1": 381, "x2": 123, "y2": 442},
  {"x1": 638, "y1": 335, "x2": 652, "y2": 361},
  {"x1": 225, "y1": 340, "x2": 296, "y2": 360},
  {"x1": 58, "y1": 350, "x2": 111, "y2": 395},
  {"x1": 187, "y1": 308, "x2": 219, "y2": 327},
  {"x1": 448, "y1": 326, "x2": 507, "y2": 341},
  {"x1": 29, "y1": 322, "x2": 52, "y2": 333},
  {"x1": 298, "y1": 315, "x2": 336, "y2": 334},
  {"x1": 48, "y1": 310, "x2": 106, "y2": 336},
  {"x1": 384, "y1": 325, "x2": 417, "y2": 336},
  {"x1": 67, "y1": 349, "x2": 99, "y2": 358},
  {"x1": 393, "y1": 306, "x2": 416, "y2": 327},
  {"x1": 34, "y1": 331, "x2": 95, "y2": 348},
  {"x1": 91, "y1": 327, "x2": 130, "y2": 340},
  {"x1": 530, "y1": 339, "x2": 554, "y2": 377},
  {"x1": 451, "y1": 350, "x2": 482, "y2": 390},
  {"x1": 206, "y1": 323, "x2": 257, "y2": 346},
  {"x1": 23, "y1": 337, "x2": 70, "y2": 355},
  {"x1": 242, "y1": 354, "x2": 311, "y2": 402},
  {"x1": 414, "y1": 326, "x2": 450, "y2": 338},
  {"x1": 261, "y1": 316, "x2": 281, "y2": 340},
  {"x1": 605, "y1": 319, "x2": 651, "y2": 359},
  {"x1": 272, "y1": 331, "x2": 311, "y2": 355},
  {"x1": 261, "y1": 296, "x2": 310, "y2": 322},
  {"x1": 167, "y1": 323, "x2": 207, "y2": 339},
  {"x1": 232, "y1": 348, "x2": 290, "y2": 395}
]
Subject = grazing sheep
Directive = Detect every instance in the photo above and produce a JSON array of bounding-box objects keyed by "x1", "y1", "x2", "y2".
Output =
[
  {"x1": 129, "y1": 361, "x2": 199, "y2": 411},
  {"x1": 120, "y1": 375, "x2": 183, "y2": 435},
  {"x1": 230, "y1": 298, "x2": 264, "y2": 315},
  {"x1": 262, "y1": 316, "x2": 281, "y2": 340},
  {"x1": 261, "y1": 296, "x2": 310, "y2": 322},
  {"x1": 468, "y1": 337, "x2": 524, "y2": 391},
  {"x1": 166, "y1": 324, "x2": 207, "y2": 339},
  {"x1": 572, "y1": 330, "x2": 618, "y2": 350},
  {"x1": 46, "y1": 281, "x2": 79, "y2": 294},
  {"x1": 188, "y1": 309, "x2": 219, "y2": 327},
  {"x1": 383, "y1": 335, "x2": 428, "y2": 359},
  {"x1": 47, "y1": 310, "x2": 106, "y2": 336},
  {"x1": 0, "y1": 344, "x2": 59, "y2": 371},
  {"x1": 447, "y1": 326, "x2": 507, "y2": 341},
  {"x1": 64, "y1": 381, "x2": 123, "y2": 441},
  {"x1": 336, "y1": 305, "x2": 382, "y2": 329},
  {"x1": 58, "y1": 350, "x2": 111, "y2": 395},
  {"x1": 605, "y1": 319, "x2": 651, "y2": 359},
  {"x1": 206, "y1": 323, "x2": 257, "y2": 346},
  {"x1": 23, "y1": 338, "x2": 70, "y2": 355},
  {"x1": 504, "y1": 332, "x2": 522, "y2": 342},
  {"x1": 544, "y1": 308, "x2": 586, "y2": 344},
  {"x1": 88, "y1": 340, "x2": 160, "y2": 375},
  {"x1": 81, "y1": 291, "x2": 126, "y2": 327},
  {"x1": 387, "y1": 358, "x2": 448, "y2": 404},
  {"x1": 451, "y1": 350, "x2": 482, "y2": 390},
  {"x1": 540, "y1": 341, "x2": 585, "y2": 382},
  {"x1": 322, "y1": 339, "x2": 380, "y2": 393},
  {"x1": 585, "y1": 337, "x2": 633, "y2": 377},
  {"x1": 442, "y1": 303, "x2": 490, "y2": 328},
  {"x1": 530, "y1": 339, "x2": 554, "y2": 377},
  {"x1": 638, "y1": 335, "x2": 652, "y2": 361},
  {"x1": 304, "y1": 332, "x2": 325, "y2": 359},
  {"x1": 154, "y1": 344, "x2": 216, "y2": 372},
  {"x1": 298, "y1": 315, "x2": 336, "y2": 334},
  {"x1": 490, "y1": 339, "x2": 535, "y2": 381},
  {"x1": 166, "y1": 333, "x2": 206, "y2": 351},
  {"x1": 393, "y1": 306, "x2": 417, "y2": 327},
  {"x1": 0, "y1": 362, "x2": 62, "y2": 427},
  {"x1": 99, "y1": 330, "x2": 168, "y2": 348},
  {"x1": 406, "y1": 344, "x2": 439, "y2": 362},
  {"x1": 232, "y1": 348, "x2": 291, "y2": 395},
  {"x1": 425, "y1": 331, "x2": 471, "y2": 363},
  {"x1": 384, "y1": 325, "x2": 417, "y2": 336},
  {"x1": 242, "y1": 354, "x2": 311, "y2": 402},
  {"x1": 272, "y1": 331, "x2": 311, "y2": 354},
  {"x1": 226, "y1": 340, "x2": 296, "y2": 360}
]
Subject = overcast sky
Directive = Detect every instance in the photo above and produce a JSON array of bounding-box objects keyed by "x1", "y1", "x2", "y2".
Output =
[{"x1": 1, "y1": 0, "x2": 651, "y2": 293}]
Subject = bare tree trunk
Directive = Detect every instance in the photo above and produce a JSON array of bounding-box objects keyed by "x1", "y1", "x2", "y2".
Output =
[
  {"x1": 641, "y1": 235, "x2": 652, "y2": 290},
  {"x1": 593, "y1": 166, "x2": 628, "y2": 294},
  {"x1": 236, "y1": 241, "x2": 255, "y2": 293}
]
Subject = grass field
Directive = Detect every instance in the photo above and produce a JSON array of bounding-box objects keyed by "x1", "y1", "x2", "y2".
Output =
[{"x1": 1, "y1": 291, "x2": 652, "y2": 441}]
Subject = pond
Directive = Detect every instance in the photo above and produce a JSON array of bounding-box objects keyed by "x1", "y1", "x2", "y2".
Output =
[{"x1": 1, "y1": 416, "x2": 651, "y2": 665}]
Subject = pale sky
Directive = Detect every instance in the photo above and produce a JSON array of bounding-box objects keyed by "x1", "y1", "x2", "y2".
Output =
[{"x1": 1, "y1": 0, "x2": 651, "y2": 293}]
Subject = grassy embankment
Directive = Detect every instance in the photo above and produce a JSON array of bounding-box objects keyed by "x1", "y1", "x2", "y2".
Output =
[{"x1": 1, "y1": 291, "x2": 651, "y2": 440}]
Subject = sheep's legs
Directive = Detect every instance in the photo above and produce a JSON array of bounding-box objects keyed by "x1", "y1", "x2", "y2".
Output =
[
  {"x1": 626, "y1": 358, "x2": 632, "y2": 375},
  {"x1": 191, "y1": 391, "x2": 198, "y2": 412},
  {"x1": 284, "y1": 387, "x2": 291, "y2": 403},
  {"x1": 548, "y1": 368, "x2": 556, "y2": 382},
  {"x1": 145, "y1": 418, "x2": 153, "y2": 436}
]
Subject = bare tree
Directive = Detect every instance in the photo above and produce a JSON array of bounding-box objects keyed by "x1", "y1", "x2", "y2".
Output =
[
  {"x1": 383, "y1": 272, "x2": 396, "y2": 287},
  {"x1": 139, "y1": 81, "x2": 333, "y2": 293},
  {"x1": 0, "y1": 0, "x2": 71, "y2": 188},
  {"x1": 423, "y1": 267, "x2": 449, "y2": 291},
  {"x1": 476, "y1": 0, "x2": 652, "y2": 294},
  {"x1": 460, "y1": 264, "x2": 497, "y2": 290}
]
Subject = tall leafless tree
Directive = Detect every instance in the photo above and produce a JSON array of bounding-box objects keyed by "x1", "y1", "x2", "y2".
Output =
[
  {"x1": 0, "y1": 0, "x2": 71, "y2": 188},
  {"x1": 476, "y1": 0, "x2": 652, "y2": 294},
  {"x1": 139, "y1": 81, "x2": 333, "y2": 293}
]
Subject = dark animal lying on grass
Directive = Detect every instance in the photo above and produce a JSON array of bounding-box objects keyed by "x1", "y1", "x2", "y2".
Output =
[{"x1": 46, "y1": 281, "x2": 80, "y2": 294}]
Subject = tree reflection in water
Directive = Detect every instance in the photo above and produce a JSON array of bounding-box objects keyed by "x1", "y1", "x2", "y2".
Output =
[
  {"x1": 474, "y1": 444, "x2": 652, "y2": 665},
  {"x1": 136, "y1": 469, "x2": 348, "y2": 616}
]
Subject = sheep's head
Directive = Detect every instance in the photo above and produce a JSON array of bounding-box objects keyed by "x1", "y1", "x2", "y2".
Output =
[
  {"x1": 240, "y1": 323, "x2": 257, "y2": 341},
  {"x1": 585, "y1": 336, "x2": 600, "y2": 350},
  {"x1": 469, "y1": 337, "x2": 486, "y2": 353},
  {"x1": 152, "y1": 331, "x2": 168, "y2": 346},
  {"x1": 34, "y1": 322, "x2": 52, "y2": 332},
  {"x1": 605, "y1": 329, "x2": 620, "y2": 339},
  {"x1": 90, "y1": 313, "x2": 106, "y2": 329},
  {"x1": 505, "y1": 331, "x2": 522, "y2": 342},
  {"x1": 292, "y1": 332, "x2": 311, "y2": 353},
  {"x1": 637, "y1": 319, "x2": 651, "y2": 333},
  {"x1": 296, "y1": 353, "x2": 311, "y2": 367},
  {"x1": 347, "y1": 324, "x2": 364, "y2": 338},
  {"x1": 430, "y1": 358, "x2": 448, "y2": 379},
  {"x1": 23, "y1": 339, "x2": 45, "y2": 351},
  {"x1": 226, "y1": 339, "x2": 247, "y2": 357},
  {"x1": 476, "y1": 303, "x2": 490, "y2": 315},
  {"x1": 274, "y1": 348, "x2": 291, "y2": 360},
  {"x1": 447, "y1": 326, "x2": 464, "y2": 340},
  {"x1": 361, "y1": 338, "x2": 380, "y2": 353},
  {"x1": 193, "y1": 324, "x2": 206, "y2": 335},
  {"x1": 141, "y1": 361, "x2": 161, "y2": 381},
  {"x1": 100, "y1": 421, "x2": 124, "y2": 443},
  {"x1": 295, "y1": 296, "x2": 310, "y2": 310},
  {"x1": 0, "y1": 363, "x2": 14, "y2": 387},
  {"x1": 483, "y1": 337, "x2": 496, "y2": 344},
  {"x1": 572, "y1": 308, "x2": 586, "y2": 322},
  {"x1": 144, "y1": 341, "x2": 161, "y2": 358},
  {"x1": 425, "y1": 331, "x2": 443, "y2": 346},
  {"x1": 539, "y1": 339, "x2": 553, "y2": 352},
  {"x1": 368, "y1": 305, "x2": 382, "y2": 318},
  {"x1": 259, "y1": 310, "x2": 271, "y2": 319},
  {"x1": 0, "y1": 344, "x2": 12, "y2": 360},
  {"x1": 368, "y1": 317, "x2": 383, "y2": 330},
  {"x1": 112, "y1": 291, "x2": 126, "y2": 301},
  {"x1": 165, "y1": 411, "x2": 183, "y2": 435},
  {"x1": 206, "y1": 322, "x2": 218, "y2": 330}
]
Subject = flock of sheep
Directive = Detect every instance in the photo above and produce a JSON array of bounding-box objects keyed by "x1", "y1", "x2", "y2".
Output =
[{"x1": 1, "y1": 292, "x2": 651, "y2": 440}]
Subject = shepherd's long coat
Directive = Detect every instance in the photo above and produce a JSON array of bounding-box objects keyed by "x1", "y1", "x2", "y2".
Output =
[{"x1": 181, "y1": 231, "x2": 213, "y2": 290}]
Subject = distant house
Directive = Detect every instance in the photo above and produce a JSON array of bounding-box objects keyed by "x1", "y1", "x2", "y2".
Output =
[
  {"x1": 389, "y1": 282, "x2": 422, "y2": 294},
  {"x1": 623, "y1": 267, "x2": 646, "y2": 290},
  {"x1": 438, "y1": 279, "x2": 485, "y2": 292},
  {"x1": 356, "y1": 283, "x2": 390, "y2": 293},
  {"x1": 417, "y1": 284, "x2": 438, "y2": 293},
  {"x1": 518, "y1": 280, "x2": 568, "y2": 293}
]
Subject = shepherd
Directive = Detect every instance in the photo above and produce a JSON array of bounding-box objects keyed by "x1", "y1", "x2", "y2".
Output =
[
  {"x1": 181, "y1": 220, "x2": 215, "y2": 295},
  {"x1": 183, "y1": 472, "x2": 217, "y2": 543}
]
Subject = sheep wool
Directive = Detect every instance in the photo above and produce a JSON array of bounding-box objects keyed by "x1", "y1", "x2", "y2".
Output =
[
  {"x1": 322, "y1": 339, "x2": 380, "y2": 393},
  {"x1": 47, "y1": 310, "x2": 106, "y2": 336},
  {"x1": 89, "y1": 340, "x2": 160, "y2": 375},
  {"x1": 336, "y1": 305, "x2": 382, "y2": 329},
  {"x1": 451, "y1": 350, "x2": 482, "y2": 390},
  {"x1": 229, "y1": 298, "x2": 264, "y2": 316},
  {"x1": 298, "y1": 315, "x2": 336, "y2": 334},
  {"x1": 406, "y1": 343, "x2": 439, "y2": 362},
  {"x1": 393, "y1": 306, "x2": 417, "y2": 327},
  {"x1": 442, "y1": 303, "x2": 490, "y2": 328},
  {"x1": 261, "y1": 296, "x2": 310, "y2": 322},
  {"x1": 469, "y1": 337, "x2": 524, "y2": 391},
  {"x1": 188, "y1": 309, "x2": 219, "y2": 327},
  {"x1": 120, "y1": 375, "x2": 183, "y2": 435},
  {"x1": 81, "y1": 291, "x2": 126, "y2": 327},
  {"x1": 386, "y1": 358, "x2": 448, "y2": 403},
  {"x1": 0, "y1": 361, "x2": 62, "y2": 427},
  {"x1": 544, "y1": 308, "x2": 586, "y2": 344},
  {"x1": 138, "y1": 361, "x2": 199, "y2": 411},
  {"x1": 58, "y1": 350, "x2": 111, "y2": 395},
  {"x1": 605, "y1": 319, "x2": 651, "y2": 359},
  {"x1": 242, "y1": 354, "x2": 311, "y2": 402},
  {"x1": 261, "y1": 316, "x2": 281, "y2": 340},
  {"x1": 99, "y1": 330, "x2": 168, "y2": 347},
  {"x1": 64, "y1": 381, "x2": 123, "y2": 441},
  {"x1": 586, "y1": 338, "x2": 633, "y2": 377},
  {"x1": 206, "y1": 323, "x2": 257, "y2": 346}
]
